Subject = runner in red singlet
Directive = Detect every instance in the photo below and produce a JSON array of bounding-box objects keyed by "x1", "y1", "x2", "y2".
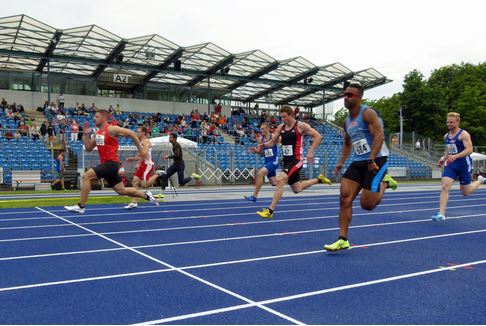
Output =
[{"x1": 64, "y1": 109, "x2": 159, "y2": 214}]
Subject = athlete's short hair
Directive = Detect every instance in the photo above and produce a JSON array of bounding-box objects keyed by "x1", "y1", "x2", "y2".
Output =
[
  {"x1": 139, "y1": 126, "x2": 148, "y2": 134},
  {"x1": 447, "y1": 112, "x2": 460, "y2": 122},
  {"x1": 279, "y1": 105, "x2": 294, "y2": 116},
  {"x1": 345, "y1": 80, "x2": 364, "y2": 97},
  {"x1": 170, "y1": 132, "x2": 178, "y2": 140}
]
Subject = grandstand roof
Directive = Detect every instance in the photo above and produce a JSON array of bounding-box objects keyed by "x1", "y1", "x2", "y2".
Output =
[{"x1": 0, "y1": 14, "x2": 391, "y2": 107}]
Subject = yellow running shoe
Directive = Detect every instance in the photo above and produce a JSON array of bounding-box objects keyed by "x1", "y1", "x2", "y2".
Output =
[
  {"x1": 153, "y1": 193, "x2": 165, "y2": 199},
  {"x1": 317, "y1": 174, "x2": 332, "y2": 185},
  {"x1": 383, "y1": 174, "x2": 398, "y2": 190},
  {"x1": 257, "y1": 208, "x2": 273, "y2": 219},
  {"x1": 324, "y1": 239, "x2": 351, "y2": 251}
]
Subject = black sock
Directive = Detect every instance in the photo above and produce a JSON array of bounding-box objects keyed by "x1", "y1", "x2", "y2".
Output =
[
  {"x1": 78, "y1": 203, "x2": 85, "y2": 209},
  {"x1": 268, "y1": 208, "x2": 274, "y2": 214},
  {"x1": 145, "y1": 194, "x2": 150, "y2": 201},
  {"x1": 338, "y1": 236, "x2": 347, "y2": 241},
  {"x1": 317, "y1": 177, "x2": 323, "y2": 184}
]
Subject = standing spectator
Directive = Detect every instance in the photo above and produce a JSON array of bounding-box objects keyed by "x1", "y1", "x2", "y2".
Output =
[
  {"x1": 215, "y1": 101, "x2": 222, "y2": 116},
  {"x1": 415, "y1": 139, "x2": 421, "y2": 150},
  {"x1": 58, "y1": 93, "x2": 65, "y2": 110},
  {"x1": 71, "y1": 120, "x2": 79, "y2": 142},
  {"x1": 47, "y1": 122, "x2": 56, "y2": 142},
  {"x1": 40, "y1": 121, "x2": 48, "y2": 140},
  {"x1": 51, "y1": 150, "x2": 66, "y2": 190},
  {"x1": 391, "y1": 135, "x2": 398, "y2": 148}
]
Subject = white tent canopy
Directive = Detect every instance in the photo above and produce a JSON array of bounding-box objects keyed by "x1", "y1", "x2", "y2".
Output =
[
  {"x1": 149, "y1": 136, "x2": 198, "y2": 149},
  {"x1": 471, "y1": 152, "x2": 486, "y2": 161}
]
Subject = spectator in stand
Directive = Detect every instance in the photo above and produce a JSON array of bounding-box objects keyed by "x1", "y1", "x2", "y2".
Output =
[
  {"x1": 122, "y1": 117, "x2": 130, "y2": 128},
  {"x1": 71, "y1": 120, "x2": 79, "y2": 142},
  {"x1": 215, "y1": 101, "x2": 222, "y2": 116},
  {"x1": 1, "y1": 98, "x2": 7, "y2": 108},
  {"x1": 77, "y1": 123, "x2": 83, "y2": 141},
  {"x1": 58, "y1": 121, "x2": 67, "y2": 144},
  {"x1": 51, "y1": 150, "x2": 66, "y2": 190},
  {"x1": 5, "y1": 130, "x2": 14, "y2": 141},
  {"x1": 6, "y1": 106, "x2": 13, "y2": 119},
  {"x1": 14, "y1": 130, "x2": 21, "y2": 142},
  {"x1": 108, "y1": 105, "x2": 115, "y2": 114},
  {"x1": 88, "y1": 103, "x2": 96, "y2": 114},
  {"x1": 18, "y1": 121, "x2": 29, "y2": 137},
  {"x1": 30, "y1": 122, "x2": 40, "y2": 141},
  {"x1": 47, "y1": 121, "x2": 55, "y2": 142},
  {"x1": 200, "y1": 120, "x2": 209, "y2": 143},
  {"x1": 58, "y1": 93, "x2": 65, "y2": 110},
  {"x1": 40, "y1": 121, "x2": 47, "y2": 140},
  {"x1": 50, "y1": 102, "x2": 58, "y2": 115}
]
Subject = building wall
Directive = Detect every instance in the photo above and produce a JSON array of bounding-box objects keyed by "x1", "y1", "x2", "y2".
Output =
[{"x1": 0, "y1": 89, "x2": 232, "y2": 116}]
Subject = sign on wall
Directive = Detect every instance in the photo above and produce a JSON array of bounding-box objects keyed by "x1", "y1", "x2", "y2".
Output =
[{"x1": 113, "y1": 74, "x2": 130, "y2": 83}]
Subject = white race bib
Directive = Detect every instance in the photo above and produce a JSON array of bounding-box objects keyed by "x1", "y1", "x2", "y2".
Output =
[
  {"x1": 446, "y1": 143, "x2": 458, "y2": 154},
  {"x1": 352, "y1": 138, "x2": 371, "y2": 156},
  {"x1": 95, "y1": 134, "x2": 105, "y2": 146},
  {"x1": 264, "y1": 148, "x2": 274, "y2": 158},
  {"x1": 282, "y1": 145, "x2": 293, "y2": 156}
]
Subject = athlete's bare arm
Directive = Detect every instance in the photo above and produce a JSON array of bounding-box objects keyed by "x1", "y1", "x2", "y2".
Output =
[
  {"x1": 83, "y1": 122, "x2": 96, "y2": 152},
  {"x1": 109, "y1": 125, "x2": 145, "y2": 158},
  {"x1": 298, "y1": 122, "x2": 322, "y2": 162},
  {"x1": 260, "y1": 124, "x2": 283, "y2": 149}
]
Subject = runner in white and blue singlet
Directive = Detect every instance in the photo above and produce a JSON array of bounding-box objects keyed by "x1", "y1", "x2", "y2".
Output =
[
  {"x1": 244, "y1": 123, "x2": 279, "y2": 202},
  {"x1": 324, "y1": 82, "x2": 398, "y2": 252},
  {"x1": 431, "y1": 112, "x2": 485, "y2": 221}
]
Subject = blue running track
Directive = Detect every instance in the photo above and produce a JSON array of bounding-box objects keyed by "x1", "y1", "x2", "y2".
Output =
[{"x1": 0, "y1": 189, "x2": 485, "y2": 324}]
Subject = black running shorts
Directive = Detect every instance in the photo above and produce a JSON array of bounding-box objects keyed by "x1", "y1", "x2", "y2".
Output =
[
  {"x1": 283, "y1": 159, "x2": 304, "y2": 186},
  {"x1": 342, "y1": 156, "x2": 388, "y2": 192},
  {"x1": 93, "y1": 161, "x2": 122, "y2": 188}
]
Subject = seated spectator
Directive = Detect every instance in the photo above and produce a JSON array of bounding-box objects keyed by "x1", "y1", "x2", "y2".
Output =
[
  {"x1": 5, "y1": 130, "x2": 14, "y2": 141},
  {"x1": 30, "y1": 122, "x2": 40, "y2": 141},
  {"x1": 14, "y1": 130, "x2": 21, "y2": 142},
  {"x1": 18, "y1": 121, "x2": 29, "y2": 137}
]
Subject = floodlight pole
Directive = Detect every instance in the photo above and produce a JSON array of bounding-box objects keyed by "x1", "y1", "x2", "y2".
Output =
[
  {"x1": 322, "y1": 90, "x2": 326, "y2": 121},
  {"x1": 399, "y1": 107, "x2": 403, "y2": 150},
  {"x1": 47, "y1": 59, "x2": 51, "y2": 104}
]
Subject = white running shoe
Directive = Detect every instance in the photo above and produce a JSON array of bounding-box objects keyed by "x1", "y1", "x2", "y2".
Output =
[
  {"x1": 478, "y1": 175, "x2": 486, "y2": 185},
  {"x1": 64, "y1": 204, "x2": 85, "y2": 214},
  {"x1": 155, "y1": 170, "x2": 167, "y2": 176},
  {"x1": 124, "y1": 202, "x2": 138, "y2": 209},
  {"x1": 145, "y1": 191, "x2": 160, "y2": 206}
]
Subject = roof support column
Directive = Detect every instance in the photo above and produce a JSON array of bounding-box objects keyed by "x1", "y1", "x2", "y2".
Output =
[{"x1": 207, "y1": 77, "x2": 211, "y2": 114}]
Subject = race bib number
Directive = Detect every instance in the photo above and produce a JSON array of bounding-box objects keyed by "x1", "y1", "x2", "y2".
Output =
[
  {"x1": 282, "y1": 145, "x2": 293, "y2": 156},
  {"x1": 95, "y1": 134, "x2": 105, "y2": 146},
  {"x1": 264, "y1": 148, "x2": 274, "y2": 158},
  {"x1": 446, "y1": 143, "x2": 458, "y2": 154},
  {"x1": 352, "y1": 138, "x2": 371, "y2": 155}
]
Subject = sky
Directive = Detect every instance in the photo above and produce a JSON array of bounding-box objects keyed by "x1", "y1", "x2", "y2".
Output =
[{"x1": 3, "y1": 0, "x2": 486, "y2": 111}]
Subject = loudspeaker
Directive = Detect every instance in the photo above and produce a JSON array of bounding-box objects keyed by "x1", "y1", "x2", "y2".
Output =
[{"x1": 174, "y1": 60, "x2": 182, "y2": 71}]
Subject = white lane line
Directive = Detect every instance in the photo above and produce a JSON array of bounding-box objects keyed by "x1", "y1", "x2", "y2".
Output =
[
  {"x1": 0, "y1": 195, "x2": 482, "y2": 231},
  {"x1": 136, "y1": 259, "x2": 486, "y2": 325},
  {"x1": 34, "y1": 207, "x2": 304, "y2": 325},
  {"x1": 1, "y1": 189, "x2": 485, "y2": 218},
  {"x1": 1, "y1": 205, "x2": 486, "y2": 245},
  {"x1": 1, "y1": 212, "x2": 486, "y2": 263},
  {"x1": 1, "y1": 227, "x2": 485, "y2": 295}
]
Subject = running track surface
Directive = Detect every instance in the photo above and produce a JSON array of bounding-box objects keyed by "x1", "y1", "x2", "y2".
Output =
[{"x1": 0, "y1": 188, "x2": 485, "y2": 324}]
